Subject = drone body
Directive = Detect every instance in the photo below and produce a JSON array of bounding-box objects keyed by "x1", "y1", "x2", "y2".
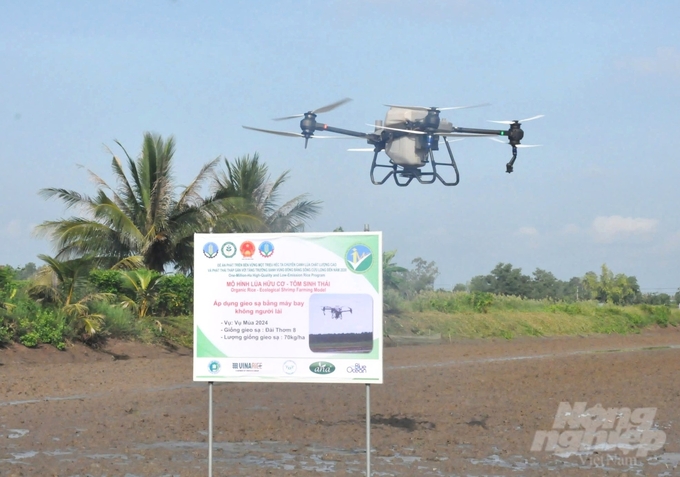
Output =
[
  {"x1": 243, "y1": 99, "x2": 542, "y2": 187},
  {"x1": 382, "y1": 107, "x2": 434, "y2": 167},
  {"x1": 322, "y1": 306, "x2": 352, "y2": 320}
]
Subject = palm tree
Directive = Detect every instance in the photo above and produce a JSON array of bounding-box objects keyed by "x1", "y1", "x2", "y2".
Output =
[
  {"x1": 28, "y1": 255, "x2": 111, "y2": 339},
  {"x1": 119, "y1": 268, "x2": 162, "y2": 318},
  {"x1": 36, "y1": 133, "x2": 258, "y2": 273},
  {"x1": 212, "y1": 153, "x2": 321, "y2": 233}
]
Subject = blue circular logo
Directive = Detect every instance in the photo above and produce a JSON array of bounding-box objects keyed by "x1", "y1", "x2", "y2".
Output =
[
  {"x1": 208, "y1": 361, "x2": 221, "y2": 374},
  {"x1": 345, "y1": 244, "x2": 373, "y2": 273},
  {"x1": 203, "y1": 242, "x2": 219, "y2": 259},
  {"x1": 258, "y1": 241, "x2": 275, "y2": 258}
]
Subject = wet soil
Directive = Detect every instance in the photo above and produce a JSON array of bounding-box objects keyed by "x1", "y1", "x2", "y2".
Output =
[{"x1": 2, "y1": 328, "x2": 680, "y2": 476}]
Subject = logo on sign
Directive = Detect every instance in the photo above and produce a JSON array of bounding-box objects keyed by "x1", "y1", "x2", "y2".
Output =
[
  {"x1": 221, "y1": 242, "x2": 237, "y2": 258},
  {"x1": 259, "y1": 241, "x2": 274, "y2": 258},
  {"x1": 347, "y1": 363, "x2": 367, "y2": 373},
  {"x1": 345, "y1": 244, "x2": 373, "y2": 273},
  {"x1": 240, "y1": 241, "x2": 256, "y2": 258},
  {"x1": 203, "y1": 242, "x2": 219, "y2": 259},
  {"x1": 309, "y1": 361, "x2": 336, "y2": 375},
  {"x1": 232, "y1": 362, "x2": 263, "y2": 372},
  {"x1": 208, "y1": 361, "x2": 221, "y2": 374},
  {"x1": 283, "y1": 360, "x2": 297, "y2": 375}
]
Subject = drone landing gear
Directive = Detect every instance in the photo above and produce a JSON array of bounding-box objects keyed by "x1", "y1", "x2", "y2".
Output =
[
  {"x1": 369, "y1": 137, "x2": 461, "y2": 187},
  {"x1": 506, "y1": 146, "x2": 518, "y2": 173}
]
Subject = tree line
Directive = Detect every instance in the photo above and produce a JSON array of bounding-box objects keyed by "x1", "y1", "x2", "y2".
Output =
[
  {"x1": 380, "y1": 252, "x2": 678, "y2": 307},
  {"x1": 458, "y1": 263, "x2": 676, "y2": 306}
]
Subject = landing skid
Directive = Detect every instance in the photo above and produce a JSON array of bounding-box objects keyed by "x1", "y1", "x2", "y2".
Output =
[{"x1": 369, "y1": 137, "x2": 461, "y2": 187}]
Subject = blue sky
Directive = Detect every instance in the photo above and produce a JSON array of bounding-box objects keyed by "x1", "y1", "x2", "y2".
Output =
[{"x1": 1, "y1": 0, "x2": 679, "y2": 291}]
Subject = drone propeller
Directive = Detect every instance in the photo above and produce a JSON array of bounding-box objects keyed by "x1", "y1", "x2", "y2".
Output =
[
  {"x1": 242, "y1": 125, "x2": 345, "y2": 139},
  {"x1": 384, "y1": 103, "x2": 490, "y2": 112},
  {"x1": 488, "y1": 115, "x2": 544, "y2": 125},
  {"x1": 273, "y1": 98, "x2": 352, "y2": 121},
  {"x1": 368, "y1": 124, "x2": 491, "y2": 137},
  {"x1": 368, "y1": 123, "x2": 425, "y2": 135},
  {"x1": 347, "y1": 148, "x2": 376, "y2": 152},
  {"x1": 489, "y1": 137, "x2": 542, "y2": 148}
]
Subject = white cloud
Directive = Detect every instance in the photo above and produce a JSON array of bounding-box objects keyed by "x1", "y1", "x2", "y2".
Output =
[
  {"x1": 591, "y1": 215, "x2": 658, "y2": 243},
  {"x1": 517, "y1": 226, "x2": 538, "y2": 236},
  {"x1": 616, "y1": 47, "x2": 680, "y2": 77}
]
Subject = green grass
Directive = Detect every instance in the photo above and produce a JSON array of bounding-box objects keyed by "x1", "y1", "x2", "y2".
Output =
[
  {"x1": 155, "y1": 315, "x2": 193, "y2": 349},
  {"x1": 386, "y1": 294, "x2": 680, "y2": 340},
  {"x1": 91, "y1": 301, "x2": 141, "y2": 340}
]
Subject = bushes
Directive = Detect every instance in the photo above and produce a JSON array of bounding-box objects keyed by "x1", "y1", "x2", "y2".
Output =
[
  {"x1": 89, "y1": 270, "x2": 194, "y2": 317},
  {"x1": 10, "y1": 301, "x2": 68, "y2": 350},
  {"x1": 154, "y1": 274, "x2": 193, "y2": 316},
  {"x1": 89, "y1": 269, "x2": 124, "y2": 294}
]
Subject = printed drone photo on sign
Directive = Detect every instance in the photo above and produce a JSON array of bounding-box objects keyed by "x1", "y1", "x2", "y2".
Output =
[{"x1": 308, "y1": 293, "x2": 373, "y2": 353}]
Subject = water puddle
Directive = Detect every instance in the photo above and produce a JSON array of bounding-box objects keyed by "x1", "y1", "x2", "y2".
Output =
[
  {"x1": 3, "y1": 438, "x2": 680, "y2": 476},
  {"x1": 8, "y1": 429, "x2": 29, "y2": 438}
]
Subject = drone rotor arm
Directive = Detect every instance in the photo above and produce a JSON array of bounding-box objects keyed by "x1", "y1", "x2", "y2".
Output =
[
  {"x1": 317, "y1": 123, "x2": 370, "y2": 139},
  {"x1": 437, "y1": 132, "x2": 496, "y2": 137}
]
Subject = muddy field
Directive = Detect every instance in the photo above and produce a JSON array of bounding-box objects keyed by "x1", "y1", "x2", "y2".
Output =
[{"x1": 2, "y1": 328, "x2": 680, "y2": 476}]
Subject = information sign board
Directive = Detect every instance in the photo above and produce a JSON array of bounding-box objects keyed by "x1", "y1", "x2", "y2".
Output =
[{"x1": 193, "y1": 232, "x2": 383, "y2": 383}]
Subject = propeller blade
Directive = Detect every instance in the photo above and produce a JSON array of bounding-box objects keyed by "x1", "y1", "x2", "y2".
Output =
[
  {"x1": 242, "y1": 126, "x2": 304, "y2": 137},
  {"x1": 489, "y1": 138, "x2": 542, "y2": 147},
  {"x1": 439, "y1": 103, "x2": 491, "y2": 111},
  {"x1": 313, "y1": 97, "x2": 352, "y2": 114},
  {"x1": 384, "y1": 103, "x2": 490, "y2": 112},
  {"x1": 373, "y1": 124, "x2": 495, "y2": 138},
  {"x1": 273, "y1": 113, "x2": 304, "y2": 121},
  {"x1": 488, "y1": 114, "x2": 545, "y2": 125},
  {"x1": 439, "y1": 132, "x2": 496, "y2": 137},
  {"x1": 368, "y1": 123, "x2": 426, "y2": 135},
  {"x1": 347, "y1": 148, "x2": 375, "y2": 152},
  {"x1": 273, "y1": 98, "x2": 352, "y2": 121},
  {"x1": 384, "y1": 104, "x2": 430, "y2": 112},
  {"x1": 242, "y1": 126, "x2": 344, "y2": 139}
]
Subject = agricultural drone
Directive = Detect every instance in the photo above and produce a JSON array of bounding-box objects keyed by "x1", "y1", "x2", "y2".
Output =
[
  {"x1": 322, "y1": 306, "x2": 353, "y2": 320},
  {"x1": 243, "y1": 98, "x2": 543, "y2": 187}
]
